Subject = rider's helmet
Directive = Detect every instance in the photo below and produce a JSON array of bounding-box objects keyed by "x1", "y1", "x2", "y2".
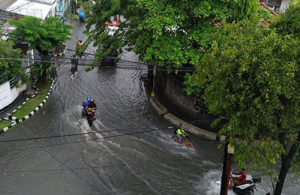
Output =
[{"x1": 87, "y1": 97, "x2": 91, "y2": 101}]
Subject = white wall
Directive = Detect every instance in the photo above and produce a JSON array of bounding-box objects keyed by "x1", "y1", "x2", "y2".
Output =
[{"x1": 0, "y1": 81, "x2": 27, "y2": 110}]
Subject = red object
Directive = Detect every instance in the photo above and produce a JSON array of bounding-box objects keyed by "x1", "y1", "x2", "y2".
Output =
[
  {"x1": 105, "y1": 16, "x2": 119, "y2": 27},
  {"x1": 236, "y1": 171, "x2": 247, "y2": 183}
]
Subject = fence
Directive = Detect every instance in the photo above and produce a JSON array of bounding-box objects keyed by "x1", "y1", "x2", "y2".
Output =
[{"x1": 9, "y1": 75, "x2": 21, "y2": 88}]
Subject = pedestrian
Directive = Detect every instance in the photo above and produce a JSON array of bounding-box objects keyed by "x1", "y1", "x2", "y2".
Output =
[
  {"x1": 76, "y1": 40, "x2": 83, "y2": 58},
  {"x1": 71, "y1": 57, "x2": 78, "y2": 75},
  {"x1": 78, "y1": 11, "x2": 84, "y2": 22}
]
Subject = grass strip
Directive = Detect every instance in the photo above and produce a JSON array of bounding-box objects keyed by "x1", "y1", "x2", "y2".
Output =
[
  {"x1": 0, "y1": 120, "x2": 12, "y2": 130},
  {"x1": 12, "y1": 80, "x2": 52, "y2": 119}
]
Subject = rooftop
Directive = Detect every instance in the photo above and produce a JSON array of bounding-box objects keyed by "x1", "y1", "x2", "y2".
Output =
[
  {"x1": 0, "y1": 0, "x2": 17, "y2": 10},
  {"x1": 0, "y1": 0, "x2": 53, "y2": 20}
]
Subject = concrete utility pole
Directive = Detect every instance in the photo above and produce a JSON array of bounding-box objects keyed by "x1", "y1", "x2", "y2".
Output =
[
  {"x1": 220, "y1": 142, "x2": 228, "y2": 195},
  {"x1": 220, "y1": 141, "x2": 234, "y2": 195},
  {"x1": 225, "y1": 145, "x2": 234, "y2": 195}
]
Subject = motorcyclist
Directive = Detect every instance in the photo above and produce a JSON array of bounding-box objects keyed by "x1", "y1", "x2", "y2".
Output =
[
  {"x1": 176, "y1": 128, "x2": 185, "y2": 143},
  {"x1": 86, "y1": 99, "x2": 97, "y2": 118},
  {"x1": 82, "y1": 97, "x2": 91, "y2": 116},
  {"x1": 230, "y1": 168, "x2": 247, "y2": 189}
]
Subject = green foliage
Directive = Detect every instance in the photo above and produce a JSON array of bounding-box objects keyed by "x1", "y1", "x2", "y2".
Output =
[
  {"x1": 84, "y1": 65, "x2": 94, "y2": 72},
  {"x1": 184, "y1": 73, "x2": 204, "y2": 96},
  {"x1": 85, "y1": 0, "x2": 258, "y2": 69},
  {"x1": 8, "y1": 16, "x2": 71, "y2": 81},
  {"x1": 8, "y1": 16, "x2": 72, "y2": 55},
  {"x1": 257, "y1": 7, "x2": 273, "y2": 22},
  {"x1": 77, "y1": 0, "x2": 83, "y2": 8},
  {"x1": 271, "y1": 0, "x2": 300, "y2": 38},
  {"x1": 0, "y1": 38, "x2": 22, "y2": 80},
  {"x1": 192, "y1": 19, "x2": 300, "y2": 181},
  {"x1": 31, "y1": 62, "x2": 57, "y2": 81}
]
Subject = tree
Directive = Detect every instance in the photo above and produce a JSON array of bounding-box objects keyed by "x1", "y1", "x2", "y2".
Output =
[
  {"x1": 0, "y1": 37, "x2": 22, "y2": 82},
  {"x1": 8, "y1": 16, "x2": 72, "y2": 80},
  {"x1": 271, "y1": 0, "x2": 300, "y2": 38},
  {"x1": 84, "y1": 0, "x2": 258, "y2": 68},
  {"x1": 189, "y1": 19, "x2": 299, "y2": 194},
  {"x1": 9, "y1": 16, "x2": 72, "y2": 56}
]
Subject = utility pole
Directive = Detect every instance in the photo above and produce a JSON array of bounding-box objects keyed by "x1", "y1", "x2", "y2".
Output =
[
  {"x1": 220, "y1": 141, "x2": 228, "y2": 195},
  {"x1": 220, "y1": 140, "x2": 234, "y2": 195},
  {"x1": 225, "y1": 145, "x2": 234, "y2": 195}
]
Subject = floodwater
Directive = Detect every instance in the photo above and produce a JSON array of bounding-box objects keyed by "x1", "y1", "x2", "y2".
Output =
[{"x1": 0, "y1": 20, "x2": 298, "y2": 195}]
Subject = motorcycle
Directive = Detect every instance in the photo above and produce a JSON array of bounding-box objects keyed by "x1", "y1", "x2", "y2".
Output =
[
  {"x1": 82, "y1": 106, "x2": 96, "y2": 127},
  {"x1": 232, "y1": 174, "x2": 261, "y2": 195},
  {"x1": 172, "y1": 134, "x2": 194, "y2": 148}
]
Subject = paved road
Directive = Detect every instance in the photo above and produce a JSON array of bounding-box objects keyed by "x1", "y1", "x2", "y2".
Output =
[{"x1": 0, "y1": 20, "x2": 298, "y2": 195}]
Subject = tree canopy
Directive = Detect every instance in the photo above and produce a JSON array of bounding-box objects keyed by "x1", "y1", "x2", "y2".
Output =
[
  {"x1": 85, "y1": 0, "x2": 258, "y2": 67},
  {"x1": 8, "y1": 16, "x2": 71, "y2": 81},
  {"x1": 8, "y1": 16, "x2": 72, "y2": 56},
  {"x1": 271, "y1": 0, "x2": 300, "y2": 38},
  {"x1": 188, "y1": 17, "x2": 299, "y2": 194},
  {"x1": 0, "y1": 37, "x2": 22, "y2": 81}
]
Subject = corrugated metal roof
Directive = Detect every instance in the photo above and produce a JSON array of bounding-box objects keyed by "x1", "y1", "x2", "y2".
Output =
[
  {"x1": 0, "y1": 0, "x2": 17, "y2": 10},
  {"x1": 6, "y1": 0, "x2": 53, "y2": 20},
  {"x1": 30, "y1": 0, "x2": 56, "y2": 5}
]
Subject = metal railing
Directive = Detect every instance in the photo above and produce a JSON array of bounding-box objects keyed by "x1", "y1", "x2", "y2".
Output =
[{"x1": 9, "y1": 75, "x2": 21, "y2": 88}]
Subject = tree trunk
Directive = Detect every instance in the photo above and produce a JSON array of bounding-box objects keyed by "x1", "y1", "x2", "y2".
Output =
[{"x1": 274, "y1": 132, "x2": 300, "y2": 195}]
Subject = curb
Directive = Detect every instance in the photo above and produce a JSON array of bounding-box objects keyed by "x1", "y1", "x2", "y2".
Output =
[
  {"x1": 5, "y1": 87, "x2": 39, "y2": 121},
  {"x1": 149, "y1": 96, "x2": 218, "y2": 141},
  {"x1": 0, "y1": 80, "x2": 54, "y2": 133},
  {"x1": 0, "y1": 118, "x2": 16, "y2": 133}
]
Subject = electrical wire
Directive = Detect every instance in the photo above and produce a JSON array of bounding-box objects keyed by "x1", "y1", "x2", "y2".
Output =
[
  {"x1": 0, "y1": 56, "x2": 196, "y2": 72},
  {"x1": 0, "y1": 124, "x2": 216, "y2": 154},
  {"x1": 0, "y1": 119, "x2": 212, "y2": 144}
]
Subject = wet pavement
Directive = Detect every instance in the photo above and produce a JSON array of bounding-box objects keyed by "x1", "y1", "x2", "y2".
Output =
[{"x1": 0, "y1": 20, "x2": 299, "y2": 195}]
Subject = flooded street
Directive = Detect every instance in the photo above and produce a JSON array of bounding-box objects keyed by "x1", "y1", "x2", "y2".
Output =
[{"x1": 0, "y1": 21, "x2": 298, "y2": 195}]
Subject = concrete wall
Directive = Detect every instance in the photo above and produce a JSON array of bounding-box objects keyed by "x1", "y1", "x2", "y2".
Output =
[
  {"x1": 0, "y1": 81, "x2": 26, "y2": 110},
  {"x1": 155, "y1": 71, "x2": 219, "y2": 132}
]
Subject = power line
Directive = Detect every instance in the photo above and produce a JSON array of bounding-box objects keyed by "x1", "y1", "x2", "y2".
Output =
[
  {"x1": 0, "y1": 123, "x2": 216, "y2": 154},
  {"x1": 0, "y1": 127, "x2": 174, "y2": 153},
  {"x1": 0, "y1": 57, "x2": 196, "y2": 72},
  {"x1": 0, "y1": 126, "x2": 168, "y2": 143},
  {"x1": 1, "y1": 150, "x2": 223, "y2": 175},
  {"x1": 0, "y1": 119, "x2": 209, "y2": 144}
]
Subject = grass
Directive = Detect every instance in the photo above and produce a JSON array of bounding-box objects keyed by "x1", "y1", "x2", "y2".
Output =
[
  {"x1": 12, "y1": 80, "x2": 52, "y2": 119},
  {"x1": 0, "y1": 120, "x2": 12, "y2": 129}
]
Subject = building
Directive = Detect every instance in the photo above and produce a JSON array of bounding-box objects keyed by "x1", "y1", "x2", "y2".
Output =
[
  {"x1": 0, "y1": 0, "x2": 72, "y2": 21},
  {"x1": 0, "y1": 1, "x2": 71, "y2": 110}
]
